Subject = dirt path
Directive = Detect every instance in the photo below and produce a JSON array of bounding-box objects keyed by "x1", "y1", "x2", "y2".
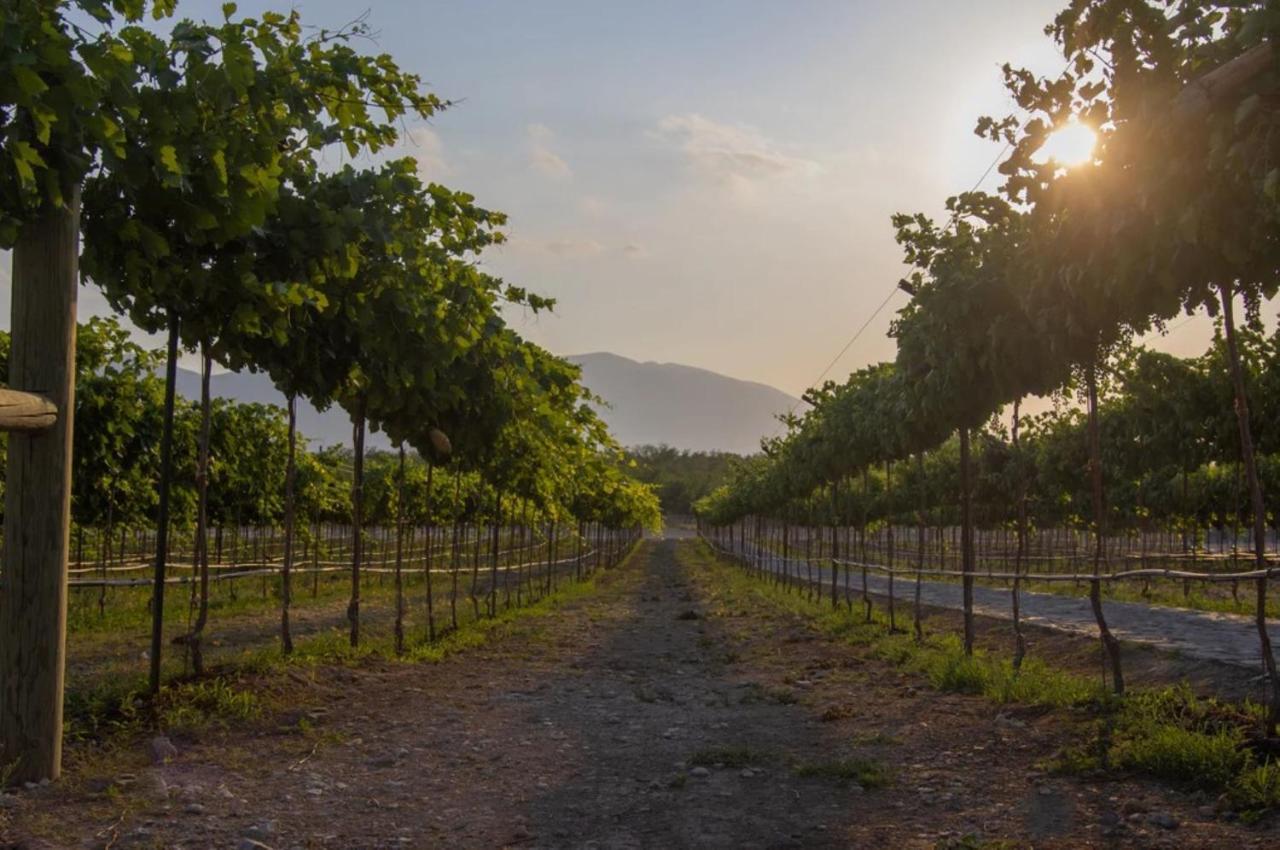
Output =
[{"x1": 7, "y1": 539, "x2": 1276, "y2": 848}]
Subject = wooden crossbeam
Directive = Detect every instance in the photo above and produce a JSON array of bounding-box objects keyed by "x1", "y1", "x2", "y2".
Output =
[
  {"x1": 1174, "y1": 42, "x2": 1274, "y2": 121},
  {"x1": 0, "y1": 388, "x2": 57, "y2": 433}
]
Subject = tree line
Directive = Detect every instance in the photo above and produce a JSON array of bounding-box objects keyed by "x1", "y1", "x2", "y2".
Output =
[
  {"x1": 0, "y1": 319, "x2": 660, "y2": 535},
  {"x1": 624, "y1": 445, "x2": 738, "y2": 517},
  {"x1": 696, "y1": 0, "x2": 1280, "y2": 731},
  {"x1": 702, "y1": 325, "x2": 1280, "y2": 535},
  {"x1": 0, "y1": 0, "x2": 658, "y2": 782}
]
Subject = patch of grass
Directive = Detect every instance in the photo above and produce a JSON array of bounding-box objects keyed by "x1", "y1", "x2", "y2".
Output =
[
  {"x1": 682, "y1": 539, "x2": 1280, "y2": 818},
  {"x1": 1054, "y1": 697, "x2": 1273, "y2": 819},
  {"x1": 61, "y1": 549, "x2": 632, "y2": 755},
  {"x1": 64, "y1": 680, "x2": 149, "y2": 743},
  {"x1": 1047, "y1": 744, "x2": 1100, "y2": 776},
  {"x1": 153, "y1": 677, "x2": 261, "y2": 734},
  {"x1": 924, "y1": 646, "x2": 988, "y2": 695},
  {"x1": 267, "y1": 627, "x2": 383, "y2": 667},
  {"x1": 1111, "y1": 721, "x2": 1246, "y2": 788},
  {"x1": 820, "y1": 703, "x2": 857, "y2": 722},
  {"x1": 793, "y1": 757, "x2": 892, "y2": 788},
  {"x1": 228, "y1": 565, "x2": 610, "y2": 672},
  {"x1": 909, "y1": 638, "x2": 1101, "y2": 708},
  {"x1": 684, "y1": 540, "x2": 1101, "y2": 711},
  {"x1": 1105, "y1": 686, "x2": 1252, "y2": 789},
  {"x1": 935, "y1": 836, "x2": 1022, "y2": 850},
  {"x1": 1047, "y1": 685, "x2": 1265, "y2": 791},
  {"x1": 0, "y1": 758, "x2": 20, "y2": 791},
  {"x1": 1229, "y1": 761, "x2": 1280, "y2": 821},
  {"x1": 405, "y1": 572, "x2": 607, "y2": 663},
  {"x1": 1064, "y1": 685, "x2": 1267, "y2": 796},
  {"x1": 737, "y1": 682, "x2": 798, "y2": 705},
  {"x1": 689, "y1": 745, "x2": 770, "y2": 768},
  {"x1": 64, "y1": 674, "x2": 262, "y2": 745},
  {"x1": 67, "y1": 568, "x2": 396, "y2": 640}
]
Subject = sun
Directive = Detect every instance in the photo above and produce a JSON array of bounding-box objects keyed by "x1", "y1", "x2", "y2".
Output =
[{"x1": 1039, "y1": 118, "x2": 1096, "y2": 168}]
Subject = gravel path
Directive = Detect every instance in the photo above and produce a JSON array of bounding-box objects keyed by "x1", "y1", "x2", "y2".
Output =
[
  {"x1": 11, "y1": 540, "x2": 865, "y2": 849},
  {"x1": 8, "y1": 538, "x2": 1275, "y2": 848},
  {"x1": 734, "y1": 541, "x2": 1280, "y2": 670}
]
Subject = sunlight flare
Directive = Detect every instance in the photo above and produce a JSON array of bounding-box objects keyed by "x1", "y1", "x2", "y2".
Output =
[{"x1": 1039, "y1": 118, "x2": 1096, "y2": 168}]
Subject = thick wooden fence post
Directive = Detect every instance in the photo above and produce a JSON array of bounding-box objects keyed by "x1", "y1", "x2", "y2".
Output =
[{"x1": 0, "y1": 188, "x2": 80, "y2": 783}]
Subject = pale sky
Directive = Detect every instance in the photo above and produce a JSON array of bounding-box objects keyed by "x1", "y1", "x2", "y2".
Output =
[{"x1": 1, "y1": 1, "x2": 1259, "y2": 395}]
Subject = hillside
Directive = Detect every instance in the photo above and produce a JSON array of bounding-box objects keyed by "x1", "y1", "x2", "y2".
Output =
[
  {"x1": 172, "y1": 367, "x2": 387, "y2": 451},
  {"x1": 174, "y1": 352, "x2": 799, "y2": 454},
  {"x1": 567, "y1": 352, "x2": 799, "y2": 455}
]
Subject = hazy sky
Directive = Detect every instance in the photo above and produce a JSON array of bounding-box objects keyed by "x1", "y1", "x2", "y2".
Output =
[{"x1": 2, "y1": 1, "x2": 1258, "y2": 395}]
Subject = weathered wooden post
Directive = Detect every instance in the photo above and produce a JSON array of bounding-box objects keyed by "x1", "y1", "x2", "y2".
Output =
[{"x1": 0, "y1": 188, "x2": 80, "y2": 783}]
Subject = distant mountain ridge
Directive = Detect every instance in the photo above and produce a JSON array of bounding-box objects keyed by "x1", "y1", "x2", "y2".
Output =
[
  {"x1": 172, "y1": 367, "x2": 382, "y2": 450},
  {"x1": 174, "y1": 352, "x2": 799, "y2": 455},
  {"x1": 566, "y1": 352, "x2": 799, "y2": 455}
]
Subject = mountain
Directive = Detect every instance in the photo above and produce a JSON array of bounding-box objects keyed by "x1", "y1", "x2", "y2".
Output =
[
  {"x1": 173, "y1": 368, "x2": 389, "y2": 451},
  {"x1": 567, "y1": 352, "x2": 799, "y2": 455},
  {"x1": 175, "y1": 352, "x2": 800, "y2": 455}
]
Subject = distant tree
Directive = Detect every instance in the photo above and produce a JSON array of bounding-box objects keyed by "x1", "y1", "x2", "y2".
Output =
[{"x1": 624, "y1": 445, "x2": 738, "y2": 515}]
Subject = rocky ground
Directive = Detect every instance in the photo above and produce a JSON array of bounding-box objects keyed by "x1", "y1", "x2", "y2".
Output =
[{"x1": 4, "y1": 538, "x2": 1278, "y2": 849}]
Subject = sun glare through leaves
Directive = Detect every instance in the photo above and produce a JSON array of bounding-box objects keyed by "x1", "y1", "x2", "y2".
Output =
[{"x1": 1039, "y1": 118, "x2": 1096, "y2": 168}]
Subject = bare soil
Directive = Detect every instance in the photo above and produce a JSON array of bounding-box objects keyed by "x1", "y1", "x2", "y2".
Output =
[{"x1": 5, "y1": 538, "x2": 1278, "y2": 849}]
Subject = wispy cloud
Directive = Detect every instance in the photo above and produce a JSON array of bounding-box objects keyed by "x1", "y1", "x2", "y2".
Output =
[
  {"x1": 508, "y1": 234, "x2": 604, "y2": 259},
  {"x1": 402, "y1": 126, "x2": 450, "y2": 180},
  {"x1": 578, "y1": 195, "x2": 610, "y2": 217},
  {"x1": 543, "y1": 238, "x2": 603, "y2": 257},
  {"x1": 653, "y1": 113, "x2": 819, "y2": 189},
  {"x1": 528, "y1": 123, "x2": 572, "y2": 178},
  {"x1": 505, "y1": 234, "x2": 646, "y2": 260}
]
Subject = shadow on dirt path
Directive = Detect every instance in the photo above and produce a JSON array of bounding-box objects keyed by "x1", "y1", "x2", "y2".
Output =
[
  {"x1": 507, "y1": 538, "x2": 862, "y2": 849},
  {"x1": 8, "y1": 540, "x2": 1278, "y2": 849},
  {"x1": 7, "y1": 540, "x2": 860, "y2": 850}
]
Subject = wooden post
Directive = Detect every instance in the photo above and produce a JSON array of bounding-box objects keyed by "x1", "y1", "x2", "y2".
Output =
[
  {"x1": 348, "y1": 398, "x2": 366, "y2": 647},
  {"x1": 393, "y1": 444, "x2": 406, "y2": 654},
  {"x1": 0, "y1": 188, "x2": 79, "y2": 783},
  {"x1": 960, "y1": 426, "x2": 975, "y2": 655},
  {"x1": 1219, "y1": 283, "x2": 1279, "y2": 732},
  {"x1": 149, "y1": 315, "x2": 180, "y2": 694},
  {"x1": 281, "y1": 394, "x2": 297, "y2": 655},
  {"x1": 1086, "y1": 363, "x2": 1123, "y2": 694}
]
